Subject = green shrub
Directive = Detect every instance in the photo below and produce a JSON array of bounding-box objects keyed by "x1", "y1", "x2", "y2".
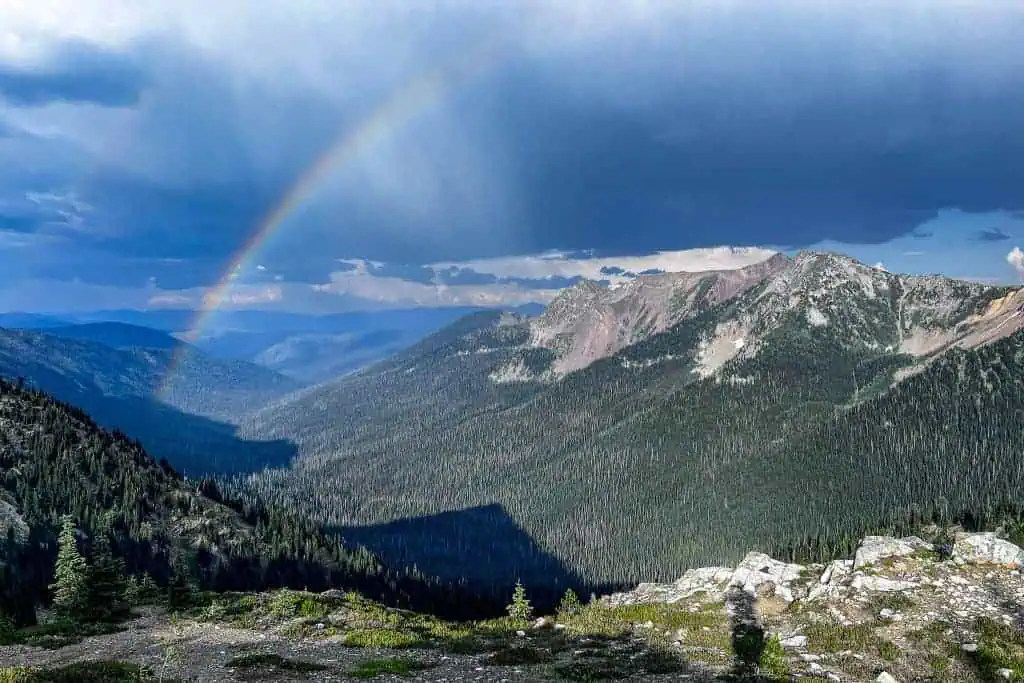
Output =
[
  {"x1": 349, "y1": 658, "x2": 435, "y2": 678},
  {"x1": 0, "y1": 661, "x2": 160, "y2": 682},
  {"x1": 759, "y1": 634, "x2": 790, "y2": 680},
  {"x1": 225, "y1": 652, "x2": 326, "y2": 672}
]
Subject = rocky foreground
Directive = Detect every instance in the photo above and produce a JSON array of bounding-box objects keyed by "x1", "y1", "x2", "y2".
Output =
[{"x1": 2, "y1": 531, "x2": 1023, "y2": 681}]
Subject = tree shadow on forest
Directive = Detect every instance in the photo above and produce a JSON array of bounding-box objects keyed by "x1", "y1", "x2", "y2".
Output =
[{"x1": 335, "y1": 503, "x2": 625, "y2": 612}]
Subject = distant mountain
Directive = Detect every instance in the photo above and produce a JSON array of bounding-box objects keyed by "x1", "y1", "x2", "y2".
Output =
[
  {"x1": 234, "y1": 251, "x2": 1024, "y2": 590},
  {"x1": 191, "y1": 305, "x2": 546, "y2": 381},
  {"x1": 8, "y1": 305, "x2": 546, "y2": 382},
  {"x1": 0, "y1": 312, "x2": 70, "y2": 329},
  {"x1": 42, "y1": 322, "x2": 182, "y2": 350},
  {"x1": 0, "y1": 328, "x2": 305, "y2": 475}
]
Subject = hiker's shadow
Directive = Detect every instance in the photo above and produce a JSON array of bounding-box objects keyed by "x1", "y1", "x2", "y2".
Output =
[{"x1": 727, "y1": 586, "x2": 766, "y2": 681}]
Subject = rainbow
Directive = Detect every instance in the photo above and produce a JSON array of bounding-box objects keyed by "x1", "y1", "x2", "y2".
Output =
[{"x1": 157, "y1": 34, "x2": 514, "y2": 400}]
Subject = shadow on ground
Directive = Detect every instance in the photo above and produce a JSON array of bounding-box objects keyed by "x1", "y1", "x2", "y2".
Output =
[{"x1": 336, "y1": 503, "x2": 626, "y2": 612}]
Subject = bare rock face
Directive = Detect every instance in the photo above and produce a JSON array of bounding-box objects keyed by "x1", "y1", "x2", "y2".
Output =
[
  {"x1": 528, "y1": 252, "x2": 789, "y2": 376},
  {"x1": 953, "y1": 532, "x2": 1024, "y2": 567}
]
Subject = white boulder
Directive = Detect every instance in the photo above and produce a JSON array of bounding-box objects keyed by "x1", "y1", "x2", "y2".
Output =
[
  {"x1": 853, "y1": 536, "x2": 931, "y2": 569},
  {"x1": 728, "y1": 552, "x2": 807, "y2": 603},
  {"x1": 953, "y1": 533, "x2": 1024, "y2": 568}
]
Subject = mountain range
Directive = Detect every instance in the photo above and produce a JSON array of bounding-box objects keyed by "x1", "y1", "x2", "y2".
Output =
[
  {"x1": 2, "y1": 305, "x2": 544, "y2": 383},
  {"x1": 4, "y1": 249, "x2": 1024, "y2": 596},
  {"x1": 228, "y1": 250, "x2": 1024, "y2": 589}
]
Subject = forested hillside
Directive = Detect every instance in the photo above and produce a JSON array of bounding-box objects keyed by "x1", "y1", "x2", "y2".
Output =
[
  {"x1": 0, "y1": 328, "x2": 304, "y2": 474},
  {"x1": 0, "y1": 378, "x2": 513, "y2": 626},
  {"x1": 231, "y1": 253, "x2": 1024, "y2": 592}
]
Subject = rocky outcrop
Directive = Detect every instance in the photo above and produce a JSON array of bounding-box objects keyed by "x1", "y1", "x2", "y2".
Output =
[
  {"x1": 727, "y1": 552, "x2": 808, "y2": 603},
  {"x1": 852, "y1": 536, "x2": 931, "y2": 569},
  {"x1": 601, "y1": 532, "x2": 1024, "y2": 682},
  {"x1": 953, "y1": 531, "x2": 1024, "y2": 567}
]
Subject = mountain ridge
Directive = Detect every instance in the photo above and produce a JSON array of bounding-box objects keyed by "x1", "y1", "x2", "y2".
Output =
[{"x1": 232, "y1": 250, "x2": 1024, "y2": 589}]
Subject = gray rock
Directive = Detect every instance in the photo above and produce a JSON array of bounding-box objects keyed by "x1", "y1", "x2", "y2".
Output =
[
  {"x1": 819, "y1": 559, "x2": 853, "y2": 585},
  {"x1": 853, "y1": 536, "x2": 931, "y2": 569},
  {"x1": 319, "y1": 589, "x2": 346, "y2": 600},
  {"x1": 953, "y1": 533, "x2": 1024, "y2": 567},
  {"x1": 961, "y1": 643, "x2": 979, "y2": 653},
  {"x1": 728, "y1": 552, "x2": 807, "y2": 602},
  {"x1": 875, "y1": 673, "x2": 899, "y2": 683},
  {"x1": 850, "y1": 574, "x2": 918, "y2": 592},
  {"x1": 781, "y1": 634, "x2": 808, "y2": 649},
  {"x1": 998, "y1": 668, "x2": 1013, "y2": 679}
]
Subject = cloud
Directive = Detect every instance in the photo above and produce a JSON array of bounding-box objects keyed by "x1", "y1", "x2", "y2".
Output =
[
  {"x1": 976, "y1": 228, "x2": 1012, "y2": 242},
  {"x1": 431, "y1": 247, "x2": 777, "y2": 284},
  {"x1": 1, "y1": 1, "x2": 1023, "y2": 306},
  {"x1": 1008, "y1": 247, "x2": 1024, "y2": 278},
  {"x1": 0, "y1": 39, "x2": 147, "y2": 107},
  {"x1": 308, "y1": 246, "x2": 777, "y2": 309}
]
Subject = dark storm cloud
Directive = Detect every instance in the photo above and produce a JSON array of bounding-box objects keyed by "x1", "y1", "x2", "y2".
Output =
[
  {"x1": 3, "y1": 1, "x2": 1024, "y2": 302},
  {"x1": 0, "y1": 40, "x2": 148, "y2": 107},
  {"x1": 473, "y1": 60, "x2": 1024, "y2": 257}
]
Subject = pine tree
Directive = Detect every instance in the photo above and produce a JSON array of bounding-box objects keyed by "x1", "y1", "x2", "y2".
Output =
[
  {"x1": 506, "y1": 579, "x2": 533, "y2": 620},
  {"x1": 557, "y1": 588, "x2": 581, "y2": 616},
  {"x1": 50, "y1": 515, "x2": 89, "y2": 621},
  {"x1": 86, "y1": 517, "x2": 128, "y2": 622}
]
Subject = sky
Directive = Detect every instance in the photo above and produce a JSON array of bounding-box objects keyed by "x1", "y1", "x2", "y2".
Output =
[{"x1": 1, "y1": 0, "x2": 1023, "y2": 315}]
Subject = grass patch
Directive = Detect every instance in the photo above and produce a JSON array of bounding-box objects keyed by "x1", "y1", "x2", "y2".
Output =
[
  {"x1": 348, "y1": 658, "x2": 435, "y2": 679},
  {"x1": 928, "y1": 652, "x2": 952, "y2": 675},
  {"x1": 0, "y1": 661, "x2": 166, "y2": 682},
  {"x1": 966, "y1": 618, "x2": 1024, "y2": 681},
  {"x1": 0, "y1": 620, "x2": 124, "y2": 650},
  {"x1": 908, "y1": 619, "x2": 953, "y2": 644},
  {"x1": 225, "y1": 652, "x2": 327, "y2": 673},
  {"x1": 198, "y1": 589, "x2": 340, "y2": 628},
  {"x1": 878, "y1": 639, "x2": 901, "y2": 661},
  {"x1": 804, "y1": 620, "x2": 878, "y2": 652},
  {"x1": 559, "y1": 601, "x2": 725, "y2": 640},
  {"x1": 871, "y1": 592, "x2": 917, "y2": 613},
  {"x1": 343, "y1": 628, "x2": 426, "y2": 649}
]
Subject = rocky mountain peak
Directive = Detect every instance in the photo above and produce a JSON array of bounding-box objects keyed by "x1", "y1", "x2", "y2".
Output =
[
  {"x1": 522, "y1": 248, "x2": 1023, "y2": 380},
  {"x1": 528, "y1": 253, "x2": 787, "y2": 375}
]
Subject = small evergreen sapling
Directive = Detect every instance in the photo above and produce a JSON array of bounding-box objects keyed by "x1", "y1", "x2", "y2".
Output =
[
  {"x1": 506, "y1": 579, "x2": 533, "y2": 620},
  {"x1": 557, "y1": 588, "x2": 582, "y2": 616}
]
